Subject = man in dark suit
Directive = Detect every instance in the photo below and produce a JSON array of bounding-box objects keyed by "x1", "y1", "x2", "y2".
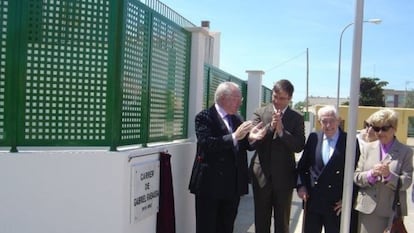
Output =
[
  {"x1": 194, "y1": 81, "x2": 266, "y2": 233},
  {"x1": 297, "y1": 105, "x2": 359, "y2": 233},
  {"x1": 250, "y1": 79, "x2": 305, "y2": 233}
]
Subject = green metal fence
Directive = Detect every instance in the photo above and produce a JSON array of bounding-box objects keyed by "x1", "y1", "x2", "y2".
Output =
[
  {"x1": 0, "y1": 1, "x2": 6, "y2": 146},
  {"x1": 262, "y1": 86, "x2": 272, "y2": 106},
  {"x1": 202, "y1": 66, "x2": 274, "y2": 121},
  {"x1": 143, "y1": 0, "x2": 195, "y2": 28},
  {"x1": 0, "y1": 0, "x2": 190, "y2": 151},
  {"x1": 0, "y1": 0, "x2": 270, "y2": 152},
  {"x1": 121, "y1": 0, "x2": 190, "y2": 146},
  {"x1": 203, "y1": 64, "x2": 247, "y2": 119}
]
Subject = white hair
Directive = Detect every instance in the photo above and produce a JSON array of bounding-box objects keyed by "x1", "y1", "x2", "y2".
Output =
[
  {"x1": 317, "y1": 105, "x2": 339, "y2": 120},
  {"x1": 214, "y1": 82, "x2": 240, "y2": 103}
]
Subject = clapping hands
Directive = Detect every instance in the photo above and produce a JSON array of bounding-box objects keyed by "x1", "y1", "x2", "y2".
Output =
[
  {"x1": 234, "y1": 120, "x2": 268, "y2": 142},
  {"x1": 271, "y1": 109, "x2": 284, "y2": 135},
  {"x1": 248, "y1": 122, "x2": 267, "y2": 142},
  {"x1": 234, "y1": 120, "x2": 254, "y2": 141},
  {"x1": 372, "y1": 161, "x2": 391, "y2": 178},
  {"x1": 372, "y1": 154, "x2": 391, "y2": 178}
]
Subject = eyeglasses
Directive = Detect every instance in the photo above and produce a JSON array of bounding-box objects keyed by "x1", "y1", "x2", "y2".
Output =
[
  {"x1": 363, "y1": 121, "x2": 370, "y2": 128},
  {"x1": 370, "y1": 125, "x2": 393, "y2": 132}
]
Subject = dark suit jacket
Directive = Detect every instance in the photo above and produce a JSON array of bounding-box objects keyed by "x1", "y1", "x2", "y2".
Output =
[
  {"x1": 250, "y1": 104, "x2": 305, "y2": 190},
  {"x1": 297, "y1": 129, "x2": 359, "y2": 213},
  {"x1": 195, "y1": 105, "x2": 252, "y2": 199}
]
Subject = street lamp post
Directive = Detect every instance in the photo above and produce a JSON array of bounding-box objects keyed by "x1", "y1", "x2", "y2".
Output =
[{"x1": 336, "y1": 18, "x2": 382, "y2": 109}]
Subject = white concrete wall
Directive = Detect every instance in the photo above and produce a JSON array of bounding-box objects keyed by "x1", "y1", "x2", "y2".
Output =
[
  {"x1": 0, "y1": 143, "x2": 196, "y2": 233},
  {"x1": 0, "y1": 149, "x2": 130, "y2": 233},
  {"x1": 246, "y1": 71, "x2": 264, "y2": 120}
]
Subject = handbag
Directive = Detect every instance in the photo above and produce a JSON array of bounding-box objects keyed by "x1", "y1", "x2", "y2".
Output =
[
  {"x1": 384, "y1": 178, "x2": 408, "y2": 233},
  {"x1": 389, "y1": 218, "x2": 407, "y2": 233},
  {"x1": 188, "y1": 144, "x2": 208, "y2": 194}
]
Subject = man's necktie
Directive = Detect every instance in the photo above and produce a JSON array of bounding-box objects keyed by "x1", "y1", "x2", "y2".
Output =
[
  {"x1": 225, "y1": 115, "x2": 233, "y2": 132},
  {"x1": 322, "y1": 138, "x2": 331, "y2": 164}
]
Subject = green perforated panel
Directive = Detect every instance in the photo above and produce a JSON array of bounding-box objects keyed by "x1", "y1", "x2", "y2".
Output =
[
  {"x1": 0, "y1": 0, "x2": 193, "y2": 149},
  {"x1": 0, "y1": 0, "x2": 7, "y2": 140},
  {"x1": 262, "y1": 86, "x2": 272, "y2": 106},
  {"x1": 202, "y1": 64, "x2": 209, "y2": 109},
  {"x1": 22, "y1": 0, "x2": 110, "y2": 144},
  {"x1": 203, "y1": 64, "x2": 247, "y2": 119},
  {"x1": 208, "y1": 68, "x2": 228, "y2": 107},
  {"x1": 119, "y1": 1, "x2": 151, "y2": 144},
  {"x1": 148, "y1": 14, "x2": 190, "y2": 141}
]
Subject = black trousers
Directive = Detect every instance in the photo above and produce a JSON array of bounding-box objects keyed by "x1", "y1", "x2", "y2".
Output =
[
  {"x1": 302, "y1": 201, "x2": 359, "y2": 233},
  {"x1": 252, "y1": 180, "x2": 293, "y2": 233},
  {"x1": 304, "y1": 208, "x2": 340, "y2": 233},
  {"x1": 195, "y1": 194, "x2": 240, "y2": 233}
]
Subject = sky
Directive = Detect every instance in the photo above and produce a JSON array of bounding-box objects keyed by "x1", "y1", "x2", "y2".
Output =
[{"x1": 160, "y1": 0, "x2": 414, "y2": 104}]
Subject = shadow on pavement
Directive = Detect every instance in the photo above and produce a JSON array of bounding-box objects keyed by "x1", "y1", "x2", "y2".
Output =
[{"x1": 234, "y1": 187, "x2": 304, "y2": 233}]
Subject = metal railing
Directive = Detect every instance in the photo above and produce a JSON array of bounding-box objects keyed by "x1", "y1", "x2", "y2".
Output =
[{"x1": 142, "y1": 0, "x2": 196, "y2": 27}]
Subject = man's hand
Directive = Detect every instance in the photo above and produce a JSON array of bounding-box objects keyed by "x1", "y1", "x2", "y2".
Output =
[
  {"x1": 333, "y1": 200, "x2": 342, "y2": 216},
  {"x1": 297, "y1": 186, "x2": 309, "y2": 201},
  {"x1": 234, "y1": 120, "x2": 253, "y2": 141},
  {"x1": 271, "y1": 110, "x2": 284, "y2": 136},
  {"x1": 248, "y1": 122, "x2": 267, "y2": 142}
]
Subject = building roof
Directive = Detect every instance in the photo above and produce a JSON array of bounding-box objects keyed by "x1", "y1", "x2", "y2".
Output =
[{"x1": 305, "y1": 96, "x2": 349, "y2": 106}]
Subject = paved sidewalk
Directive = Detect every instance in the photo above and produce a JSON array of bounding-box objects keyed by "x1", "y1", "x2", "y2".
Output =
[
  {"x1": 234, "y1": 177, "x2": 414, "y2": 233},
  {"x1": 234, "y1": 187, "x2": 304, "y2": 233}
]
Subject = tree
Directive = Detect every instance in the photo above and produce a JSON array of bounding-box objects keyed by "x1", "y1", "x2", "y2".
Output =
[
  {"x1": 359, "y1": 77, "x2": 388, "y2": 106},
  {"x1": 342, "y1": 77, "x2": 388, "y2": 106},
  {"x1": 294, "y1": 101, "x2": 306, "y2": 113}
]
